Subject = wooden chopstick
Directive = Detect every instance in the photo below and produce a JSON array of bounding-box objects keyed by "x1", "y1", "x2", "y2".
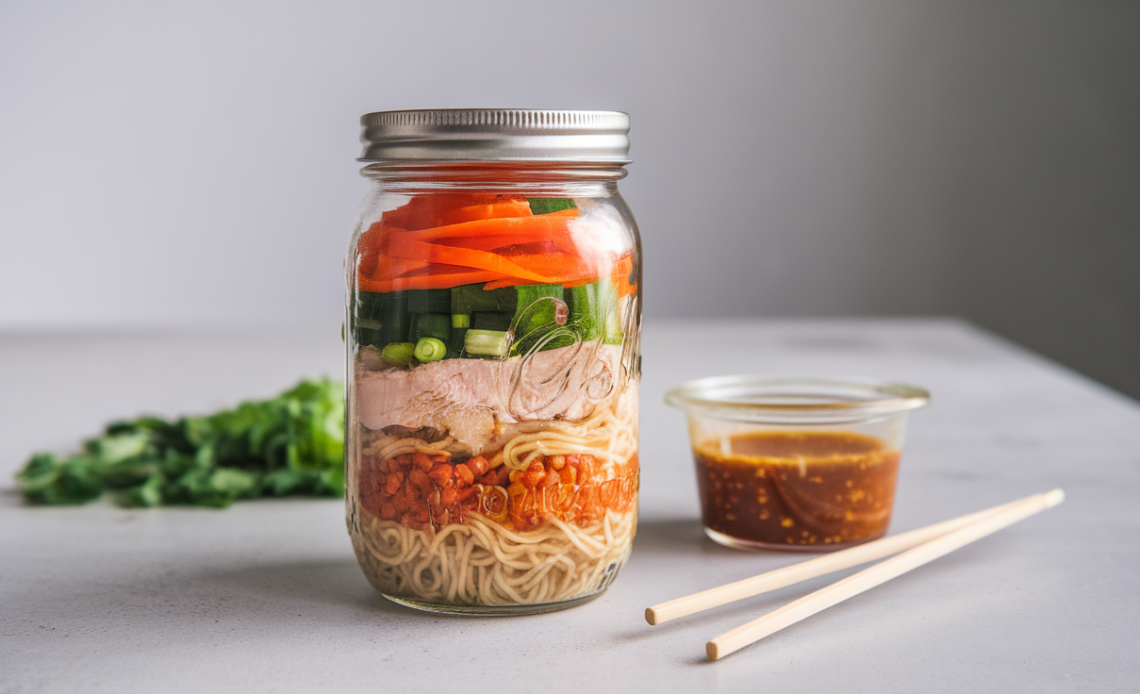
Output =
[
  {"x1": 705, "y1": 488, "x2": 1064, "y2": 660},
  {"x1": 647, "y1": 495, "x2": 1029, "y2": 625}
]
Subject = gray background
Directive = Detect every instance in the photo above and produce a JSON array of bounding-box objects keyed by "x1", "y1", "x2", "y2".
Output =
[{"x1": 2, "y1": 0, "x2": 1138, "y2": 398}]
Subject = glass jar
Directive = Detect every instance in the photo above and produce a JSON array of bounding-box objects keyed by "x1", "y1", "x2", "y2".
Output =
[{"x1": 343, "y1": 110, "x2": 642, "y2": 614}]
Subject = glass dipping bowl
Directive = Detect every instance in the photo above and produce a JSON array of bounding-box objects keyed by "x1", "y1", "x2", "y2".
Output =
[{"x1": 665, "y1": 377, "x2": 929, "y2": 552}]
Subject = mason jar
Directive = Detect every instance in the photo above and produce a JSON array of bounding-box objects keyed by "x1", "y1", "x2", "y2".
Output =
[{"x1": 343, "y1": 110, "x2": 642, "y2": 614}]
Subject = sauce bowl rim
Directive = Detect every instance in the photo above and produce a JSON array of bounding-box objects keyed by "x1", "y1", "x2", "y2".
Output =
[{"x1": 664, "y1": 375, "x2": 930, "y2": 425}]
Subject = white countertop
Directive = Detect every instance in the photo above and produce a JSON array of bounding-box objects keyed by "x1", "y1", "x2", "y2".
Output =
[{"x1": 2, "y1": 319, "x2": 1138, "y2": 693}]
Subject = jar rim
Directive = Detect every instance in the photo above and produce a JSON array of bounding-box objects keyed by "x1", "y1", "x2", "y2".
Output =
[
  {"x1": 664, "y1": 376, "x2": 930, "y2": 425},
  {"x1": 358, "y1": 109, "x2": 631, "y2": 163}
]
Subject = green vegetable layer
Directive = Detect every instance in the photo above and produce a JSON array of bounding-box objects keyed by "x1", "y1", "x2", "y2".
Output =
[
  {"x1": 15, "y1": 379, "x2": 345, "y2": 508},
  {"x1": 357, "y1": 275, "x2": 625, "y2": 363}
]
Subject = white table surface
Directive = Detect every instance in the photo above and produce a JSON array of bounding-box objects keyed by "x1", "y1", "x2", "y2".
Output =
[{"x1": 2, "y1": 319, "x2": 1138, "y2": 693}]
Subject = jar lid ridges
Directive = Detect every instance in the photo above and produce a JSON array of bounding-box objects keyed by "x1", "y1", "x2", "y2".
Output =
[{"x1": 358, "y1": 109, "x2": 631, "y2": 163}]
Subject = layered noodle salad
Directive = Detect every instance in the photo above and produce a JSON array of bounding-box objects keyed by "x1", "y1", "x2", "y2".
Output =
[{"x1": 346, "y1": 193, "x2": 640, "y2": 611}]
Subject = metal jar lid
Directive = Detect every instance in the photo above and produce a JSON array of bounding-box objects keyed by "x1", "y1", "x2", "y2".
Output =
[{"x1": 358, "y1": 109, "x2": 631, "y2": 163}]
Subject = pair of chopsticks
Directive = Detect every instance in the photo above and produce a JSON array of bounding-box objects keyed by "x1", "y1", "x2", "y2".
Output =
[{"x1": 646, "y1": 489, "x2": 1065, "y2": 661}]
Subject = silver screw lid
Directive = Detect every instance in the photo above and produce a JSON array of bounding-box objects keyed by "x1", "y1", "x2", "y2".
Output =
[{"x1": 359, "y1": 109, "x2": 631, "y2": 163}]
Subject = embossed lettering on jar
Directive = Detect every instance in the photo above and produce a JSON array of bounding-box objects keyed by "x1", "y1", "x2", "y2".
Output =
[{"x1": 344, "y1": 110, "x2": 642, "y2": 614}]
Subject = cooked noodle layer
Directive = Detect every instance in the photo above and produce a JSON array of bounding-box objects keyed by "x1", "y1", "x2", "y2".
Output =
[
  {"x1": 500, "y1": 386, "x2": 637, "y2": 473},
  {"x1": 352, "y1": 509, "x2": 636, "y2": 606}
]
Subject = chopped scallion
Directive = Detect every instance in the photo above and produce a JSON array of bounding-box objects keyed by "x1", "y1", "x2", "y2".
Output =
[
  {"x1": 464, "y1": 330, "x2": 511, "y2": 358},
  {"x1": 380, "y1": 342, "x2": 416, "y2": 366},
  {"x1": 413, "y1": 337, "x2": 447, "y2": 363}
]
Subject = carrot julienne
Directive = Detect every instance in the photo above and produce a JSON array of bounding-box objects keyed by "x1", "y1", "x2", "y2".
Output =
[
  {"x1": 359, "y1": 267, "x2": 509, "y2": 293},
  {"x1": 378, "y1": 195, "x2": 531, "y2": 231},
  {"x1": 357, "y1": 195, "x2": 626, "y2": 292},
  {"x1": 402, "y1": 213, "x2": 578, "y2": 242},
  {"x1": 385, "y1": 237, "x2": 559, "y2": 284}
]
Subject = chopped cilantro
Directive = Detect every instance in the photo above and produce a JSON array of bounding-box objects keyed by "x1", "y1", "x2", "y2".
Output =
[
  {"x1": 527, "y1": 198, "x2": 577, "y2": 215},
  {"x1": 15, "y1": 378, "x2": 344, "y2": 509}
]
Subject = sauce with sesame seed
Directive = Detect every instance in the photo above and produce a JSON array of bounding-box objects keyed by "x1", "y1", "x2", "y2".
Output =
[{"x1": 693, "y1": 431, "x2": 900, "y2": 550}]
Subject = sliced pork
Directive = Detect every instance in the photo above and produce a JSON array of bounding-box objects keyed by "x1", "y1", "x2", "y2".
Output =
[{"x1": 356, "y1": 341, "x2": 623, "y2": 450}]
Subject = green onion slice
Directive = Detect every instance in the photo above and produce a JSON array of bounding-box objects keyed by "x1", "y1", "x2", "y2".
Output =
[{"x1": 413, "y1": 337, "x2": 447, "y2": 363}]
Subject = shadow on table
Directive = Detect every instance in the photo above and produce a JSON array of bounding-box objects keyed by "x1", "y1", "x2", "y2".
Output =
[
  {"x1": 631, "y1": 517, "x2": 707, "y2": 554},
  {"x1": 199, "y1": 556, "x2": 404, "y2": 614},
  {"x1": 8, "y1": 555, "x2": 409, "y2": 643}
]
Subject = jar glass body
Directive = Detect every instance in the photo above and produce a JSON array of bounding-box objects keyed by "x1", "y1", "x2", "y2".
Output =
[{"x1": 344, "y1": 163, "x2": 642, "y2": 614}]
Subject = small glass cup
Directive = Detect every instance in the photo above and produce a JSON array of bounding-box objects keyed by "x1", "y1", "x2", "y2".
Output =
[{"x1": 665, "y1": 377, "x2": 929, "y2": 552}]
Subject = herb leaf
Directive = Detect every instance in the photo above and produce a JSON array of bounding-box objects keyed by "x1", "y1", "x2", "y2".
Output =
[
  {"x1": 527, "y1": 198, "x2": 577, "y2": 215},
  {"x1": 15, "y1": 378, "x2": 345, "y2": 509}
]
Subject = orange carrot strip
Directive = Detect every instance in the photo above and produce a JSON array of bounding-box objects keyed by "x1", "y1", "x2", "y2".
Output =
[
  {"x1": 609, "y1": 255, "x2": 636, "y2": 296},
  {"x1": 430, "y1": 231, "x2": 577, "y2": 253},
  {"x1": 379, "y1": 195, "x2": 538, "y2": 231},
  {"x1": 436, "y1": 199, "x2": 533, "y2": 226},
  {"x1": 379, "y1": 194, "x2": 509, "y2": 231},
  {"x1": 559, "y1": 277, "x2": 596, "y2": 289},
  {"x1": 482, "y1": 268, "x2": 598, "y2": 290},
  {"x1": 406, "y1": 214, "x2": 577, "y2": 242},
  {"x1": 370, "y1": 256, "x2": 430, "y2": 280},
  {"x1": 359, "y1": 267, "x2": 507, "y2": 292},
  {"x1": 498, "y1": 252, "x2": 600, "y2": 281},
  {"x1": 356, "y1": 221, "x2": 389, "y2": 278},
  {"x1": 488, "y1": 253, "x2": 634, "y2": 291},
  {"x1": 480, "y1": 278, "x2": 523, "y2": 290},
  {"x1": 385, "y1": 237, "x2": 559, "y2": 284}
]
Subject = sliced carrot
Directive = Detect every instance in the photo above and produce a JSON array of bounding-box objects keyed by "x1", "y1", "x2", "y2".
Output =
[
  {"x1": 436, "y1": 199, "x2": 533, "y2": 226},
  {"x1": 480, "y1": 278, "x2": 520, "y2": 290},
  {"x1": 609, "y1": 255, "x2": 637, "y2": 296},
  {"x1": 426, "y1": 231, "x2": 578, "y2": 254},
  {"x1": 385, "y1": 237, "x2": 558, "y2": 284},
  {"x1": 361, "y1": 210, "x2": 579, "y2": 282},
  {"x1": 490, "y1": 253, "x2": 635, "y2": 291},
  {"x1": 359, "y1": 266, "x2": 508, "y2": 292},
  {"x1": 356, "y1": 193, "x2": 623, "y2": 294},
  {"x1": 370, "y1": 255, "x2": 430, "y2": 280},
  {"x1": 559, "y1": 277, "x2": 596, "y2": 289},
  {"x1": 356, "y1": 221, "x2": 388, "y2": 278},
  {"x1": 497, "y1": 251, "x2": 600, "y2": 281},
  {"x1": 379, "y1": 195, "x2": 535, "y2": 231},
  {"x1": 405, "y1": 214, "x2": 577, "y2": 242},
  {"x1": 379, "y1": 194, "x2": 503, "y2": 231}
]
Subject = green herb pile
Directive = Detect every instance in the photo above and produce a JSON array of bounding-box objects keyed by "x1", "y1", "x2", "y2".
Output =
[{"x1": 15, "y1": 379, "x2": 344, "y2": 508}]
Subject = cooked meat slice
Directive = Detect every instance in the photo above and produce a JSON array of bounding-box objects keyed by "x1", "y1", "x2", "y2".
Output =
[{"x1": 355, "y1": 341, "x2": 623, "y2": 450}]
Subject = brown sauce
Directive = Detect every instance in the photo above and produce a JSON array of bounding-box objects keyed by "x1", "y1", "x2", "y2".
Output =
[{"x1": 694, "y1": 431, "x2": 899, "y2": 549}]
